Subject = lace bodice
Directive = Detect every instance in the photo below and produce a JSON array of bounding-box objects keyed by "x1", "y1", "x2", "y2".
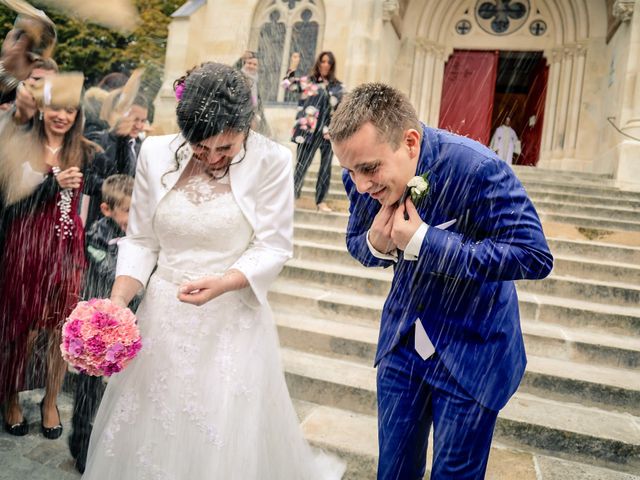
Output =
[{"x1": 153, "y1": 173, "x2": 253, "y2": 276}]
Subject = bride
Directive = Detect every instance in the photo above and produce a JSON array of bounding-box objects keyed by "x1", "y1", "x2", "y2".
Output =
[{"x1": 82, "y1": 63, "x2": 345, "y2": 479}]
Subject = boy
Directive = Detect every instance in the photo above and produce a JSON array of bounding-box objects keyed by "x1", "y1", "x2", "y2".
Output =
[{"x1": 69, "y1": 174, "x2": 140, "y2": 473}]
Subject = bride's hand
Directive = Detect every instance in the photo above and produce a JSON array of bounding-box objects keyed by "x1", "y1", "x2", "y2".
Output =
[
  {"x1": 178, "y1": 270, "x2": 249, "y2": 307},
  {"x1": 178, "y1": 276, "x2": 226, "y2": 306}
]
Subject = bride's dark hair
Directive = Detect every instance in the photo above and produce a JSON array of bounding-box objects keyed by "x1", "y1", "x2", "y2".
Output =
[
  {"x1": 176, "y1": 62, "x2": 254, "y2": 143},
  {"x1": 165, "y1": 62, "x2": 255, "y2": 183}
]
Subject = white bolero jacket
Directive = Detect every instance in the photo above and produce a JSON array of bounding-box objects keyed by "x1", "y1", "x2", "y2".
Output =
[{"x1": 115, "y1": 131, "x2": 294, "y2": 308}]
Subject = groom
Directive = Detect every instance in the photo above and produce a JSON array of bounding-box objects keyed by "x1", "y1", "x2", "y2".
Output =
[{"x1": 329, "y1": 83, "x2": 553, "y2": 479}]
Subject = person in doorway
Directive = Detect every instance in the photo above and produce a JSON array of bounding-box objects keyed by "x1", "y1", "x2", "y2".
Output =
[
  {"x1": 330, "y1": 83, "x2": 553, "y2": 480},
  {"x1": 490, "y1": 115, "x2": 520, "y2": 164}
]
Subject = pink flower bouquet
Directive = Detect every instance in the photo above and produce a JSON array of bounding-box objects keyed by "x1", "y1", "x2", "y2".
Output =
[{"x1": 60, "y1": 298, "x2": 142, "y2": 376}]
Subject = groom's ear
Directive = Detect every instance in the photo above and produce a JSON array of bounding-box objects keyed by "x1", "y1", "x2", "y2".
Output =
[{"x1": 404, "y1": 129, "x2": 421, "y2": 158}]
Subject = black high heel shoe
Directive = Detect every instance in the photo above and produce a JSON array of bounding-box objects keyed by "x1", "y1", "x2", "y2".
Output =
[
  {"x1": 3, "y1": 417, "x2": 28, "y2": 436},
  {"x1": 40, "y1": 399, "x2": 63, "y2": 440}
]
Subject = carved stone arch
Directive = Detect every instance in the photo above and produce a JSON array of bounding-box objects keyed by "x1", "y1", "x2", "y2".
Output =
[
  {"x1": 249, "y1": 0, "x2": 326, "y2": 102},
  {"x1": 399, "y1": 0, "x2": 601, "y2": 165}
]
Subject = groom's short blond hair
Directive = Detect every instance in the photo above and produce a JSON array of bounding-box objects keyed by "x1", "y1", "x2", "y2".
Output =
[{"x1": 329, "y1": 83, "x2": 421, "y2": 149}]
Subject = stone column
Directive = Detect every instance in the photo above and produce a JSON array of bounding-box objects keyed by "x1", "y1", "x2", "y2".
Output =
[
  {"x1": 552, "y1": 46, "x2": 575, "y2": 157},
  {"x1": 613, "y1": 0, "x2": 640, "y2": 188},
  {"x1": 410, "y1": 39, "x2": 446, "y2": 126},
  {"x1": 410, "y1": 39, "x2": 427, "y2": 110},
  {"x1": 428, "y1": 48, "x2": 447, "y2": 127},
  {"x1": 418, "y1": 46, "x2": 436, "y2": 122},
  {"x1": 566, "y1": 44, "x2": 587, "y2": 157},
  {"x1": 344, "y1": 0, "x2": 380, "y2": 88},
  {"x1": 541, "y1": 48, "x2": 561, "y2": 156},
  {"x1": 618, "y1": 0, "x2": 640, "y2": 136}
]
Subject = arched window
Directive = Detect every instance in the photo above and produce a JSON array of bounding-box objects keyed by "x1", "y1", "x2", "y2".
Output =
[{"x1": 250, "y1": 0, "x2": 325, "y2": 102}]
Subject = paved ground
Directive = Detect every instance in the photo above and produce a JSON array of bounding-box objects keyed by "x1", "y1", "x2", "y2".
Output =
[
  {"x1": 0, "y1": 390, "x2": 79, "y2": 480},
  {"x1": 1, "y1": 389, "x2": 639, "y2": 480}
]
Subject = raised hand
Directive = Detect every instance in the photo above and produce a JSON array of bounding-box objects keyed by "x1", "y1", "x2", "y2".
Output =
[
  {"x1": 55, "y1": 167, "x2": 83, "y2": 190},
  {"x1": 1, "y1": 30, "x2": 34, "y2": 82},
  {"x1": 369, "y1": 204, "x2": 397, "y2": 254},
  {"x1": 391, "y1": 197, "x2": 423, "y2": 251},
  {"x1": 13, "y1": 83, "x2": 37, "y2": 123}
]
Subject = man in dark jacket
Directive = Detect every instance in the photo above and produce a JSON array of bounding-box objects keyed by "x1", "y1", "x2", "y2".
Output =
[{"x1": 84, "y1": 94, "x2": 148, "y2": 228}]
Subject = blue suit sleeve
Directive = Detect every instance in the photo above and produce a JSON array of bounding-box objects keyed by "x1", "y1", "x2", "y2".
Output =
[
  {"x1": 417, "y1": 159, "x2": 553, "y2": 281},
  {"x1": 343, "y1": 170, "x2": 395, "y2": 269}
]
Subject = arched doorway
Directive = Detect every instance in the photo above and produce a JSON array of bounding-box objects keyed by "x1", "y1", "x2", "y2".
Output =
[
  {"x1": 438, "y1": 49, "x2": 548, "y2": 165},
  {"x1": 397, "y1": 0, "x2": 605, "y2": 168}
]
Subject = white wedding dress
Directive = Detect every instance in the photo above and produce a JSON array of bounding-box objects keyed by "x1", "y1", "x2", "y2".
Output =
[{"x1": 83, "y1": 173, "x2": 345, "y2": 480}]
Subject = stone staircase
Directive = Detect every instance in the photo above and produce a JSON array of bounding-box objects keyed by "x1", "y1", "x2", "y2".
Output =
[{"x1": 272, "y1": 162, "x2": 640, "y2": 479}]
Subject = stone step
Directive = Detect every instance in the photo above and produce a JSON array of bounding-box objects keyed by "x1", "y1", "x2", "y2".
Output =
[
  {"x1": 281, "y1": 257, "x2": 640, "y2": 308},
  {"x1": 537, "y1": 212, "x2": 640, "y2": 232},
  {"x1": 298, "y1": 402, "x2": 640, "y2": 480},
  {"x1": 295, "y1": 209, "x2": 349, "y2": 229},
  {"x1": 301, "y1": 192, "x2": 640, "y2": 231},
  {"x1": 522, "y1": 320, "x2": 640, "y2": 369},
  {"x1": 295, "y1": 208, "x2": 640, "y2": 236},
  {"x1": 275, "y1": 311, "x2": 640, "y2": 410},
  {"x1": 551, "y1": 255, "x2": 640, "y2": 285},
  {"x1": 519, "y1": 180, "x2": 640, "y2": 201},
  {"x1": 511, "y1": 165, "x2": 615, "y2": 182},
  {"x1": 271, "y1": 282, "x2": 640, "y2": 370},
  {"x1": 294, "y1": 224, "x2": 640, "y2": 266},
  {"x1": 303, "y1": 185, "x2": 640, "y2": 220},
  {"x1": 271, "y1": 276, "x2": 640, "y2": 338},
  {"x1": 307, "y1": 165, "x2": 640, "y2": 200},
  {"x1": 519, "y1": 274, "x2": 640, "y2": 308},
  {"x1": 282, "y1": 349, "x2": 640, "y2": 470},
  {"x1": 546, "y1": 238, "x2": 640, "y2": 265},
  {"x1": 533, "y1": 200, "x2": 640, "y2": 223},
  {"x1": 308, "y1": 161, "x2": 619, "y2": 183},
  {"x1": 292, "y1": 239, "x2": 640, "y2": 284},
  {"x1": 303, "y1": 179, "x2": 640, "y2": 210},
  {"x1": 529, "y1": 192, "x2": 640, "y2": 210}
]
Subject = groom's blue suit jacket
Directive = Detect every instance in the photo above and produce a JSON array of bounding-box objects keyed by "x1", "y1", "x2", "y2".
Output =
[{"x1": 343, "y1": 126, "x2": 553, "y2": 411}]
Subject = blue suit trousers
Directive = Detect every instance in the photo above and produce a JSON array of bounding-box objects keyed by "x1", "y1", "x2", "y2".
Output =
[{"x1": 377, "y1": 329, "x2": 499, "y2": 480}]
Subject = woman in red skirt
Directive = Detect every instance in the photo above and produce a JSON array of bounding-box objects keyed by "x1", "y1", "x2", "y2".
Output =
[{"x1": 0, "y1": 84, "x2": 101, "y2": 439}]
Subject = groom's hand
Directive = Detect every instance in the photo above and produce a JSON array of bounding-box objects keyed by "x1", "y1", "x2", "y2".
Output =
[
  {"x1": 369, "y1": 204, "x2": 397, "y2": 254},
  {"x1": 391, "y1": 197, "x2": 423, "y2": 250}
]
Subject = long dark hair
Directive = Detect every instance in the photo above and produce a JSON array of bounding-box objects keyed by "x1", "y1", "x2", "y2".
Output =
[
  {"x1": 310, "y1": 51, "x2": 337, "y2": 83},
  {"x1": 33, "y1": 107, "x2": 98, "y2": 169}
]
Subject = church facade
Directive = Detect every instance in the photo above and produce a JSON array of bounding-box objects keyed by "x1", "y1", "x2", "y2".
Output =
[{"x1": 155, "y1": 0, "x2": 640, "y2": 187}]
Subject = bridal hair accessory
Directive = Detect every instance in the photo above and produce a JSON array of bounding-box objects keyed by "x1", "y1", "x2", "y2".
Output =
[
  {"x1": 174, "y1": 80, "x2": 185, "y2": 101},
  {"x1": 52, "y1": 166, "x2": 74, "y2": 239},
  {"x1": 60, "y1": 298, "x2": 142, "y2": 376}
]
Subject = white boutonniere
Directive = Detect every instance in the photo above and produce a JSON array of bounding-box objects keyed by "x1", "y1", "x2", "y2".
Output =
[{"x1": 407, "y1": 173, "x2": 430, "y2": 203}]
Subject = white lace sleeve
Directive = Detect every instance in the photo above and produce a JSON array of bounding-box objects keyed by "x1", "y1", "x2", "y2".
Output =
[{"x1": 230, "y1": 146, "x2": 294, "y2": 308}]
